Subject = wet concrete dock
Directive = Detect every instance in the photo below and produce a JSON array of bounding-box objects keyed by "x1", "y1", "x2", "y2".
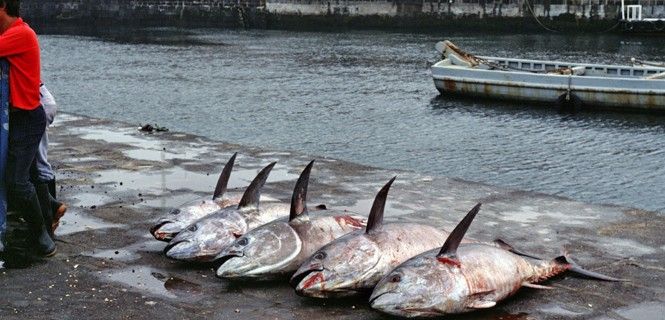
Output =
[{"x1": 0, "y1": 114, "x2": 663, "y2": 319}]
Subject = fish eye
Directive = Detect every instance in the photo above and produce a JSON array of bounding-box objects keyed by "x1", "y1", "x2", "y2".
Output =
[
  {"x1": 187, "y1": 224, "x2": 197, "y2": 232},
  {"x1": 237, "y1": 238, "x2": 249, "y2": 246},
  {"x1": 170, "y1": 209, "x2": 181, "y2": 215},
  {"x1": 313, "y1": 252, "x2": 326, "y2": 260},
  {"x1": 390, "y1": 274, "x2": 401, "y2": 283}
]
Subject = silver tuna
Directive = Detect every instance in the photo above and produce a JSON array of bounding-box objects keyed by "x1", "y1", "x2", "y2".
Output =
[
  {"x1": 215, "y1": 160, "x2": 366, "y2": 279},
  {"x1": 370, "y1": 203, "x2": 623, "y2": 318},
  {"x1": 163, "y1": 162, "x2": 291, "y2": 262},
  {"x1": 150, "y1": 153, "x2": 241, "y2": 241},
  {"x1": 290, "y1": 178, "x2": 457, "y2": 298}
]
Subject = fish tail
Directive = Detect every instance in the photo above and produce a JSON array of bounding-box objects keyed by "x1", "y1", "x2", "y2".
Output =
[{"x1": 554, "y1": 250, "x2": 627, "y2": 282}]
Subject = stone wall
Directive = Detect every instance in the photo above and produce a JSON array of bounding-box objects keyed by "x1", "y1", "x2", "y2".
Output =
[
  {"x1": 21, "y1": 0, "x2": 257, "y2": 22},
  {"x1": 20, "y1": 0, "x2": 665, "y2": 30}
]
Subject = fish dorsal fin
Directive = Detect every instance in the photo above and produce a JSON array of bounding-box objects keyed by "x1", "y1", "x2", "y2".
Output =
[
  {"x1": 365, "y1": 177, "x2": 396, "y2": 234},
  {"x1": 237, "y1": 162, "x2": 276, "y2": 209},
  {"x1": 213, "y1": 152, "x2": 238, "y2": 200},
  {"x1": 290, "y1": 160, "x2": 314, "y2": 221},
  {"x1": 437, "y1": 203, "x2": 482, "y2": 266}
]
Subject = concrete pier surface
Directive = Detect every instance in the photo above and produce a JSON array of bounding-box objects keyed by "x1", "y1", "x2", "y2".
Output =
[{"x1": 0, "y1": 114, "x2": 663, "y2": 319}]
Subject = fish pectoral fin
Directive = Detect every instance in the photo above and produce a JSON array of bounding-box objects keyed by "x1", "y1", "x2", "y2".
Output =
[
  {"x1": 522, "y1": 282, "x2": 555, "y2": 290},
  {"x1": 467, "y1": 300, "x2": 497, "y2": 309},
  {"x1": 466, "y1": 289, "x2": 496, "y2": 309}
]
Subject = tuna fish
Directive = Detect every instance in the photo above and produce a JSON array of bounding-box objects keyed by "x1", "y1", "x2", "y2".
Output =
[
  {"x1": 163, "y1": 162, "x2": 291, "y2": 262},
  {"x1": 215, "y1": 160, "x2": 366, "y2": 280},
  {"x1": 370, "y1": 203, "x2": 624, "y2": 318},
  {"x1": 290, "y1": 178, "x2": 457, "y2": 298},
  {"x1": 150, "y1": 153, "x2": 242, "y2": 241}
]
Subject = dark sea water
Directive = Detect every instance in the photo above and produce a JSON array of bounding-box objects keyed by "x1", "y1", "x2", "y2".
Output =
[{"x1": 39, "y1": 28, "x2": 665, "y2": 213}]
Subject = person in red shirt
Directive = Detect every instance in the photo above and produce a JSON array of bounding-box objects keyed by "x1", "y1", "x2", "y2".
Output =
[{"x1": 0, "y1": 0, "x2": 55, "y2": 257}]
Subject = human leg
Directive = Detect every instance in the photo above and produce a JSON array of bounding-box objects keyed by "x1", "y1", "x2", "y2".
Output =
[
  {"x1": 34, "y1": 128, "x2": 66, "y2": 233},
  {"x1": 6, "y1": 107, "x2": 55, "y2": 256}
]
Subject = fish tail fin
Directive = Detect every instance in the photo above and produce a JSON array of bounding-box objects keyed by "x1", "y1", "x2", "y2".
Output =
[{"x1": 554, "y1": 249, "x2": 627, "y2": 282}]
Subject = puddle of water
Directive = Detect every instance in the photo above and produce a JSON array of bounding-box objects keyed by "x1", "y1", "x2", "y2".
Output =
[
  {"x1": 65, "y1": 156, "x2": 102, "y2": 162},
  {"x1": 84, "y1": 239, "x2": 165, "y2": 263},
  {"x1": 94, "y1": 165, "x2": 299, "y2": 196},
  {"x1": 103, "y1": 266, "x2": 177, "y2": 298},
  {"x1": 51, "y1": 113, "x2": 82, "y2": 127},
  {"x1": 94, "y1": 168, "x2": 222, "y2": 195},
  {"x1": 338, "y1": 198, "x2": 414, "y2": 218},
  {"x1": 140, "y1": 193, "x2": 202, "y2": 209},
  {"x1": 255, "y1": 151, "x2": 292, "y2": 157},
  {"x1": 232, "y1": 166, "x2": 299, "y2": 184},
  {"x1": 163, "y1": 276, "x2": 202, "y2": 296},
  {"x1": 614, "y1": 301, "x2": 665, "y2": 320},
  {"x1": 594, "y1": 238, "x2": 656, "y2": 257},
  {"x1": 72, "y1": 192, "x2": 116, "y2": 208},
  {"x1": 539, "y1": 304, "x2": 587, "y2": 317},
  {"x1": 78, "y1": 127, "x2": 164, "y2": 150},
  {"x1": 123, "y1": 146, "x2": 212, "y2": 162},
  {"x1": 89, "y1": 248, "x2": 140, "y2": 262},
  {"x1": 57, "y1": 209, "x2": 125, "y2": 236},
  {"x1": 102, "y1": 266, "x2": 202, "y2": 299},
  {"x1": 499, "y1": 205, "x2": 600, "y2": 226}
]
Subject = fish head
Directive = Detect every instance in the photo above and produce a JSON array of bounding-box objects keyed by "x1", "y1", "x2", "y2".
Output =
[
  {"x1": 150, "y1": 198, "x2": 225, "y2": 241},
  {"x1": 164, "y1": 209, "x2": 247, "y2": 262},
  {"x1": 370, "y1": 255, "x2": 469, "y2": 317},
  {"x1": 290, "y1": 231, "x2": 381, "y2": 298},
  {"x1": 216, "y1": 221, "x2": 301, "y2": 279}
]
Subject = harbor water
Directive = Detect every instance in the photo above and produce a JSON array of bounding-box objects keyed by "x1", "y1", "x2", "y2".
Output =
[{"x1": 39, "y1": 28, "x2": 665, "y2": 213}]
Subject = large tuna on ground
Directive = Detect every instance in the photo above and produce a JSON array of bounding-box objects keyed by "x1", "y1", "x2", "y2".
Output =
[
  {"x1": 290, "y1": 178, "x2": 458, "y2": 298},
  {"x1": 370, "y1": 202, "x2": 624, "y2": 318},
  {"x1": 215, "y1": 160, "x2": 366, "y2": 280},
  {"x1": 150, "y1": 153, "x2": 242, "y2": 241},
  {"x1": 163, "y1": 161, "x2": 292, "y2": 262}
]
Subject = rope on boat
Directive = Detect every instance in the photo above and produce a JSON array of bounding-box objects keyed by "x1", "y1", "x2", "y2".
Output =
[{"x1": 523, "y1": 0, "x2": 559, "y2": 33}]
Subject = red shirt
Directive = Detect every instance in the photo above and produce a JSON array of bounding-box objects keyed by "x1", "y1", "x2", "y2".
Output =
[{"x1": 0, "y1": 18, "x2": 41, "y2": 110}]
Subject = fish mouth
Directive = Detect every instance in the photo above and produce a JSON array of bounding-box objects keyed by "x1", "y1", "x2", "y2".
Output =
[
  {"x1": 369, "y1": 291, "x2": 390, "y2": 306},
  {"x1": 150, "y1": 221, "x2": 177, "y2": 242},
  {"x1": 371, "y1": 293, "x2": 439, "y2": 317},
  {"x1": 213, "y1": 251, "x2": 244, "y2": 275},
  {"x1": 163, "y1": 239, "x2": 188, "y2": 255},
  {"x1": 290, "y1": 267, "x2": 322, "y2": 289}
]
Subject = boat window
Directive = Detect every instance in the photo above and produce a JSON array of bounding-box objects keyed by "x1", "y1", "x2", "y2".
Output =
[
  {"x1": 634, "y1": 70, "x2": 644, "y2": 76},
  {"x1": 508, "y1": 61, "x2": 519, "y2": 68},
  {"x1": 545, "y1": 64, "x2": 555, "y2": 71},
  {"x1": 607, "y1": 68, "x2": 618, "y2": 75},
  {"x1": 534, "y1": 63, "x2": 543, "y2": 70},
  {"x1": 621, "y1": 69, "x2": 631, "y2": 76},
  {"x1": 522, "y1": 63, "x2": 532, "y2": 69},
  {"x1": 647, "y1": 70, "x2": 657, "y2": 75}
]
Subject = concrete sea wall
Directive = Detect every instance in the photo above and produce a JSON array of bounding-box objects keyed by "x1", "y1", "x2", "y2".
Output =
[{"x1": 21, "y1": 0, "x2": 665, "y2": 32}]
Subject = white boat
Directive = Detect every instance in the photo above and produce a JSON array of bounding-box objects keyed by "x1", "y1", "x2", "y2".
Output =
[{"x1": 431, "y1": 41, "x2": 665, "y2": 111}]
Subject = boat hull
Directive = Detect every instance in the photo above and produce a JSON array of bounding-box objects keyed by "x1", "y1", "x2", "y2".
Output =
[{"x1": 432, "y1": 60, "x2": 665, "y2": 111}]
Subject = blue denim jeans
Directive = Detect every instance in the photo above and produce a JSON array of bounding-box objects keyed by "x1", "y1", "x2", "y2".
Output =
[{"x1": 5, "y1": 106, "x2": 46, "y2": 203}]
